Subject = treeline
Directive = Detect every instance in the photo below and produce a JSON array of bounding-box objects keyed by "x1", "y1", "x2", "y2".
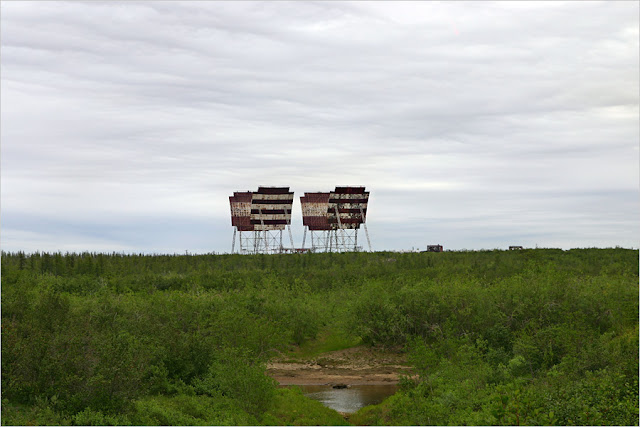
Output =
[{"x1": 1, "y1": 249, "x2": 638, "y2": 425}]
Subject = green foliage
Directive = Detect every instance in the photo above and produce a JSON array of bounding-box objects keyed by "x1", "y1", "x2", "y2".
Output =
[
  {"x1": 72, "y1": 408, "x2": 131, "y2": 426},
  {"x1": 1, "y1": 248, "x2": 638, "y2": 425},
  {"x1": 290, "y1": 328, "x2": 362, "y2": 360},
  {"x1": 1, "y1": 398, "x2": 71, "y2": 426},
  {"x1": 349, "y1": 249, "x2": 638, "y2": 426},
  {"x1": 193, "y1": 347, "x2": 276, "y2": 417},
  {"x1": 130, "y1": 394, "x2": 257, "y2": 426},
  {"x1": 263, "y1": 387, "x2": 350, "y2": 426}
]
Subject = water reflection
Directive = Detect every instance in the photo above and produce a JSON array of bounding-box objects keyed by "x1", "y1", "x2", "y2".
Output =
[{"x1": 293, "y1": 384, "x2": 398, "y2": 413}]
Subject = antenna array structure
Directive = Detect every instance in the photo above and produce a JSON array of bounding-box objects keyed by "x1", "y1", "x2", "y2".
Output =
[
  {"x1": 300, "y1": 186, "x2": 371, "y2": 252},
  {"x1": 229, "y1": 186, "x2": 294, "y2": 254}
]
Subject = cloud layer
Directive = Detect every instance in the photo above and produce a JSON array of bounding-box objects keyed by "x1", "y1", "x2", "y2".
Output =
[{"x1": 2, "y1": 1, "x2": 638, "y2": 253}]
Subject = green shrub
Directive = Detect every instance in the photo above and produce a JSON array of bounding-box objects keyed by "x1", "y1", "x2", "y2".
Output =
[
  {"x1": 72, "y1": 408, "x2": 130, "y2": 426},
  {"x1": 264, "y1": 387, "x2": 349, "y2": 426},
  {"x1": 193, "y1": 348, "x2": 276, "y2": 417},
  {"x1": 130, "y1": 394, "x2": 257, "y2": 426}
]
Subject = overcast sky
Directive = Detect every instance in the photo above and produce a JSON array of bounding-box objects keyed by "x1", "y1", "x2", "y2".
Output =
[{"x1": 1, "y1": 1, "x2": 638, "y2": 254}]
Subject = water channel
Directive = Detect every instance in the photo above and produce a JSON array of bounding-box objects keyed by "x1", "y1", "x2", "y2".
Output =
[{"x1": 290, "y1": 384, "x2": 398, "y2": 414}]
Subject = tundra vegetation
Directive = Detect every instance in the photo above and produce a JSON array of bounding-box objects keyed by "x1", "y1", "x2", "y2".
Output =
[{"x1": 1, "y1": 248, "x2": 638, "y2": 425}]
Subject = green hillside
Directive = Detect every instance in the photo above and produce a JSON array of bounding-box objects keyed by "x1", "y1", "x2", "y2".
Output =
[{"x1": 2, "y1": 249, "x2": 638, "y2": 425}]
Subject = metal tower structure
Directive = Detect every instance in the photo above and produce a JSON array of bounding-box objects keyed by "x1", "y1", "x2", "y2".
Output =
[
  {"x1": 300, "y1": 186, "x2": 371, "y2": 252},
  {"x1": 229, "y1": 186, "x2": 295, "y2": 254}
]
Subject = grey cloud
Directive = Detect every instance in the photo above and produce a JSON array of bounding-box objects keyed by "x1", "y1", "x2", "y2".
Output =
[{"x1": 1, "y1": 1, "x2": 638, "y2": 253}]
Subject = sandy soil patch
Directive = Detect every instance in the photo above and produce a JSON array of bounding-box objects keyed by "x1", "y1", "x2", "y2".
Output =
[{"x1": 267, "y1": 346, "x2": 414, "y2": 386}]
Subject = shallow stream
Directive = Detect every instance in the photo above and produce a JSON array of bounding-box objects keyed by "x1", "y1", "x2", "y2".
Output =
[{"x1": 292, "y1": 384, "x2": 398, "y2": 414}]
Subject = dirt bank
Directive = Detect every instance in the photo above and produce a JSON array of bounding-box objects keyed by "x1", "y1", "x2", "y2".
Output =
[{"x1": 267, "y1": 345, "x2": 413, "y2": 386}]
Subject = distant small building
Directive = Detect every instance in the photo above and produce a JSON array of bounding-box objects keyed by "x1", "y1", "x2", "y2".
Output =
[
  {"x1": 509, "y1": 246, "x2": 524, "y2": 250},
  {"x1": 426, "y1": 245, "x2": 443, "y2": 252}
]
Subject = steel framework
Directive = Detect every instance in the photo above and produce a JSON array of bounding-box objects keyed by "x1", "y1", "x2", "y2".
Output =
[
  {"x1": 234, "y1": 229, "x2": 293, "y2": 254},
  {"x1": 229, "y1": 187, "x2": 294, "y2": 254},
  {"x1": 300, "y1": 186, "x2": 371, "y2": 253},
  {"x1": 302, "y1": 228, "x2": 370, "y2": 253}
]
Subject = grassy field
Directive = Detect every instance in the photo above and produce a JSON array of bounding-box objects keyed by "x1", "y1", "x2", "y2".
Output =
[{"x1": 1, "y1": 248, "x2": 638, "y2": 425}]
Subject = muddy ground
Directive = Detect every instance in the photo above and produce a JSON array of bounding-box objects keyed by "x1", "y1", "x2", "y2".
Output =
[{"x1": 267, "y1": 346, "x2": 414, "y2": 386}]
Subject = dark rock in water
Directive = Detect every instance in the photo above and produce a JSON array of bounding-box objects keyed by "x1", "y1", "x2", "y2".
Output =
[{"x1": 332, "y1": 383, "x2": 349, "y2": 389}]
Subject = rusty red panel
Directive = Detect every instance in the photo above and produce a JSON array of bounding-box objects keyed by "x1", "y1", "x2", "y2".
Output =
[
  {"x1": 334, "y1": 186, "x2": 366, "y2": 194},
  {"x1": 335, "y1": 208, "x2": 368, "y2": 214},
  {"x1": 326, "y1": 186, "x2": 369, "y2": 229},
  {"x1": 301, "y1": 192, "x2": 330, "y2": 229},
  {"x1": 251, "y1": 199, "x2": 294, "y2": 205},
  {"x1": 309, "y1": 225, "x2": 332, "y2": 230},
  {"x1": 300, "y1": 187, "x2": 370, "y2": 230},
  {"x1": 301, "y1": 193, "x2": 330, "y2": 203},
  {"x1": 232, "y1": 192, "x2": 252, "y2": 202},
  {"x1": 251, "y1": 209, "x2": 289, "y2": 215},
  {"x1": 231, "y1": 188, "x2": 297, "y2": 232},
  {"x1": 230, "y1": 191, "x2": 253, "y2": 229},
  {"x1": 328, "y1": 198, "x2": 369, "y2": 204},
  {"x1": 303, "y1": 216, "x2": 330, "y2": 230},
  {"x1": 247, "y1": 188, "x2": 294, "y2": 230},
  {"x1": 250, "y1": 219, "x2": 289, "y2": 225},
  {"x1": 304, "y1": 216, "x2": 329, "y2": 225},
  {"x1": 256, "y1": 186, "x2": 292, "y2": 195},
  {"x1": 328, "y1": 217, "x2": 364, "y2": 224},
  {"x1": 231, "y1": 216, "x2": 251, "y2": 227},
  {"x1": 302, "y1": 217, "x2": 330, "y2": 229},
  {"x1": 230, "y1": 198, "x2": 251, "y2": 212}
]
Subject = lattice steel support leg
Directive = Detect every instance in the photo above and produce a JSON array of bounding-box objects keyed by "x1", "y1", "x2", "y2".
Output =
[
  {"x1": 232, "y1": 228, "x2": 237, "y2": 254},
  {"x1": 360, "y1": 207, "x2": 372, "y2": 252},
  {"x1": 288, "y1": 225, "x2": 294, "y2": 251},
  {"x1": 302, "y1": 228, "x2": 307, "y2": 249},
  {"x1": 253, "y1": 231, "x2": 259, "y2": 254},
  {"x1": 363, "y1": 223, "x2": 372, "y2": 252}
]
